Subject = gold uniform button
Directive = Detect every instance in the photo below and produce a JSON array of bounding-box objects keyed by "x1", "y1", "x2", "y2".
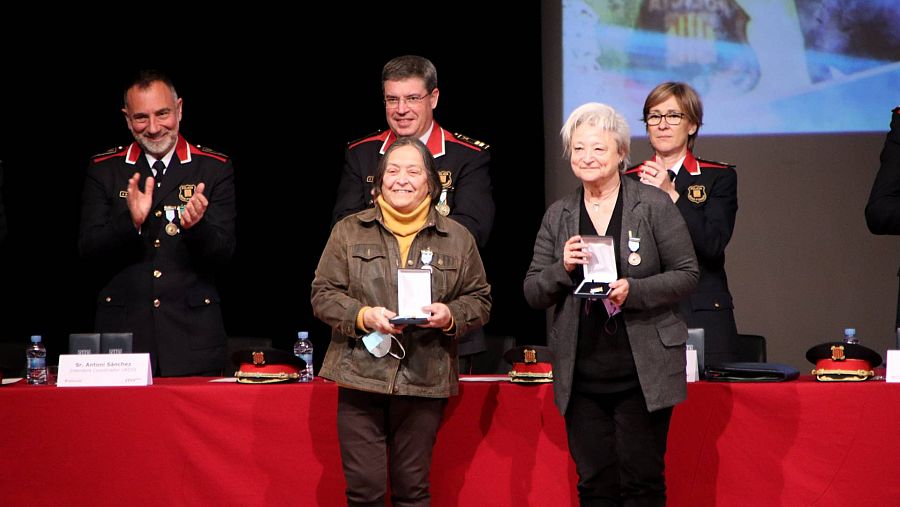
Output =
[
  {"x1": 153, "y1": 299, "x2": 161, "y2": 308},
  {"x1": 407, "y1": 259, "x2": 414, "y2": 266},
  {"x1": 204, "y1": 298, "x2": 211, "y2": 305},
  {"x1": 714, "y1": 302, "x2": 721, "y2": 309},
  {"x1": 154, "y1": 210, "x2": 163, "y2": 218},
  {"x1": 153, "y1": 270, "x2": 162, "y2": 278},
  {"x1": 105, "y1": 296, "x2": 112, "y2": 303},
  {"x1": 154, "y1": 239, "x2": 161, "y2": 248}
]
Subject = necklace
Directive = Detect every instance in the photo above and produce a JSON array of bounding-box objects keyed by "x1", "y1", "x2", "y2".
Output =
[{"x1": 586, "y1": 181, "x2": 620, "y2": 211}]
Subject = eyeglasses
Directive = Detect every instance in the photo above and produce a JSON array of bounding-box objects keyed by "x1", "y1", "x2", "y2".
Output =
[
  {"x1": 644, "y1": 113, "x2": 685, "y2": 126},
  {"x1": 384, "y1": 93, "x2": 431, "y2": 109}
]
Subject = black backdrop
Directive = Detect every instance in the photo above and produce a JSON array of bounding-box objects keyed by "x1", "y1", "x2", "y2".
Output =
[{"x1": 0, "y1": 7, "x2": 547, "y2": 372}]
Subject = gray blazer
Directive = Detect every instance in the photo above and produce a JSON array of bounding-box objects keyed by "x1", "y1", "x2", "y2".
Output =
[{"x1": 524, "y1": 176, "x2": 699, "y2": 414}]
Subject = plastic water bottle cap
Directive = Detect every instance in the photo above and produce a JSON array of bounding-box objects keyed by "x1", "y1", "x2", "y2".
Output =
[
  {"x1": 31, "y1": 335, "x2": 41, "y2": 343},
  {"x1": 844, "y1": 328, "x2": 856, "y2": 336},
  {"x1": 298, "y1": 331, "x2": 309, "y2": 339}
]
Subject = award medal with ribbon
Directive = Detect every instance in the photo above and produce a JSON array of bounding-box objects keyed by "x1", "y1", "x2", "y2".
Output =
[
  {"x1": 627, "y1": 230, "x2": 641, "y2": 266},
  {"x1": 436, "y1": 189, "x2": 450, "y2": 216},
  {"x1": 164, "y1": 206, "x2": 180, "y2": 236}
]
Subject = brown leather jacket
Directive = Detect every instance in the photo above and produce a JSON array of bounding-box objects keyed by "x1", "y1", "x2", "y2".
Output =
[{"x1": 312, "y1": 206, "x2": 491, "y2": 398}]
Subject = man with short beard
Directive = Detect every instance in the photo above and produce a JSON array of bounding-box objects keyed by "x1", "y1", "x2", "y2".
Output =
[{"x1": 79, "y1": 70, "x2": 236, "y2": 376}]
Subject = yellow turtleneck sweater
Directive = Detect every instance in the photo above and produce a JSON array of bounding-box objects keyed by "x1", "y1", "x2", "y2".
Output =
[
  {"x1": 356, "y1": 195, "x2": 432, "y2": 331},
  {"x1": 377, "y1": 194, "x2": 432, "y2": 266}
]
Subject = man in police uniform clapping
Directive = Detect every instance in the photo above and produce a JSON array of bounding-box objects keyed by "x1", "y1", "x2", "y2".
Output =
[{"x1": 79, "y1": 70, "x2": 236, "y2": 376}]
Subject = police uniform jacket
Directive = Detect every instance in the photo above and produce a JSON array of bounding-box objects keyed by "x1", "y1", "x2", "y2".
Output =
[
  {"x1": 865, "y1": 107, "x2": 900, "y2": 326},
  {"x1": 627, "y1": 150, "x2": 739, "y2": 364},
  {"x1": 866, "y1": 108, "x2": 900, "y2": 234},
  {"x1": 332, "y1": 123, "x2": 493, "y2": 248},
  {"x1": 312, "y1": 205, "x2": 491, "y2": 398},
  {"x1": 0, "y1": 162, "x2": 6, "y2": 247},
  {"x1": 524, "y1": 176, "x2": 699, "y2": 414},
  {"x1": 79, "y1": 135, "x2": 236, "y2": 376}
]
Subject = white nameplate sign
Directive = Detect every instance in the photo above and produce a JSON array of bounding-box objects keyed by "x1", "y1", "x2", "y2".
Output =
[
  {"x1": 57, "y1": 353, "x2": 153, "y2": 387},
  {"x1": 685, "y1": 347, "x2": 699, "y2": 382},
  {"x1": 886, "y1": 350, "x2": 900, "y2": 383}
]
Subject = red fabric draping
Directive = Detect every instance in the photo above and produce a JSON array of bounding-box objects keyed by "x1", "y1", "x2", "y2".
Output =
[
  {"x1": 1, "y1": 377, "x2": 898, "y2": 506},
  {"x1": 667, "y1": 378, "x2": 900, "y2": 506}
]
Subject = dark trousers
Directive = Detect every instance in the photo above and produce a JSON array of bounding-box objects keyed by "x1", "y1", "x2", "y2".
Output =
[
  {"x1": 459, "y1": 354, "x2": 474, "y2": 375},
  {"x1": 565, "y1": 387, "x2": 673, "y2": 507},
  {"x1": 337, "y1": 387, "x2": 445, "y2": 507}
]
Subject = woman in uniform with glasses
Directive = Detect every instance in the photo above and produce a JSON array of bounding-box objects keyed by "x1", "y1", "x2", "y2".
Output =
[{"x1": 629, "y1": 82, "x2": 741, "y2": 366}]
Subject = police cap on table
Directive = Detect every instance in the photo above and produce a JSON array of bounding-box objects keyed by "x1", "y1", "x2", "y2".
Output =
[
  {"x1": 503, "y1": 345, "x2": 554, "y2": 383},
  {"x1": 806, "y1": 342, "x2": 882, "y2": 382},
  {"x1": 232, "y1": 348, "x2": 306, "y2": 384}
]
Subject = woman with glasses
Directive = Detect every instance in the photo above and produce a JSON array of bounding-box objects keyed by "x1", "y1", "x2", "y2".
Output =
[
  {"x1": 630, "y1": 82, "x2": 740, "y2": 366},
  {"x1": 524, "y1": 102, "x2": 698, "y2": 506},
  {"x1": 312, "y1": 137, "x2": 491, "y2": 507}
]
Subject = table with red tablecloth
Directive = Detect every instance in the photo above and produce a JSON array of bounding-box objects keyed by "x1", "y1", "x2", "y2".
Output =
[{"x1": 1, "y1": 376, "x2": 898, "y2": 506}]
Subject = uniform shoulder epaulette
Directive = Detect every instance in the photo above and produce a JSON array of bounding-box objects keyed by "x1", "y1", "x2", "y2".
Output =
[
  {"x1": 91, "y1": 145, "x2": 127, "y2": 162},
  {"x1": 452, "y1": 132, "x2": 490, "y2": 150},
  {"x1": 347, "y1": 130, "x2": 387, "y2": 148},
  {"x1": 196, "y1": 145, "x2": 229, "y2": 160},
  {"x1": 696, "y1": 157, "x2": 734, "y2": 169}
]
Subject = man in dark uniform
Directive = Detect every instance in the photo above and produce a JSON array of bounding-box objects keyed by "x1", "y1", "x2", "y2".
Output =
[
  {"x1": 79, "y1": 70, "x2": 236, "y2": 376},
  {"x1": 0, "y1": 161, "x2": 6, "y2": 247},
  {"x1": 332, "y1": 55, "x2": 494, "y2": 371},
  {"x1": 865, "y1": 106, "x2": 900, "y2": 330},
  {"x1": 629, "y1": 82, "x2": 739, "y2": 365}
]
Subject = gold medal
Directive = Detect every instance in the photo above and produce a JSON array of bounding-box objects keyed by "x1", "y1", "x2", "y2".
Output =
[
  {"x1": 628, "y1": 252, "x2": 641, "y2": 266},
  {"x1": 165, "y1": 222, "x2": 179, "y2": 236}
]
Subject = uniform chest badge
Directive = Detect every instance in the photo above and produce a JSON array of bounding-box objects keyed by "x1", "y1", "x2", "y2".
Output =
[
  {"x1": 687, "y1": 184, "x2": 707, "y2": 204},
  {"x1": 179, "y1": 184, "x2": 196, "y2": 203},
  {"x1": 438, "y1": 170, "x2": 452, "y2": 189}
]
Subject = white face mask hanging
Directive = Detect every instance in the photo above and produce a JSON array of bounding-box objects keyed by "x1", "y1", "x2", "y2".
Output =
[{"x1": 362, "y1": 331, "x2": 406, "y2": 360}]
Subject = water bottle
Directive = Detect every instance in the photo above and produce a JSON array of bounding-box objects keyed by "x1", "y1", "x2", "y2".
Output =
[
  {"x1": 843, "y1": 328, "x2": 859, "y2": 344},
  {"x1": 294, "y1": 331, "x2": 314, "y2": 382},
  {"x1": 26, "y1": 335, "x2": 48, "y2": 385}
]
